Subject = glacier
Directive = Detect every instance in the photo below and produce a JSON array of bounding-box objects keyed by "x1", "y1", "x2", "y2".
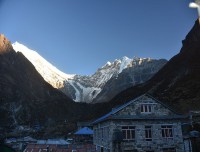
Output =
[{"x1": 12, "y1": 42, "x2": 167, "y2": 103}]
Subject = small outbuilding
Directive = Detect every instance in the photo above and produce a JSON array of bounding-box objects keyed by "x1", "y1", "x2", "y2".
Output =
[{"x1": 74, "y1": 127, "x2": 93, "y2": 143}]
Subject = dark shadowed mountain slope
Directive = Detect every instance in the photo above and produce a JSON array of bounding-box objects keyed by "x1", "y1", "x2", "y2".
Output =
[
  {"x1": 0, "y1": 34, "x2": 116, "y2": 137},
  {"x1": 0, "y1": 34, "x2": 76, "y2": 128},
  {"x1": 1, "y1": 18, "x2": 200, "y2": 136},
  {"x1": 12, "y1": 42, "x2": 167, "y2": 103},
  {"x1": 106, "y1": 19, "x2": 200, "y2": 114}
]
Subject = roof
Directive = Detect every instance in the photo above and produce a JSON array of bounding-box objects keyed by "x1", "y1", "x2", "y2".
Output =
[
  {"x1": 37, "y1": 139, "x2": 70, "y2": 145},
  {"x1": 92, "y1": 94, "x2": 185, "y2": 125},
  {"x1": 74, "y1": 127, "x2": 93, "y2": 135},
  {"x1": 24, "y1": 143, "x2": 95, "y2": 152},
  {"x1": 111, "y1": 115, "x2": 187, "y2": 120}
]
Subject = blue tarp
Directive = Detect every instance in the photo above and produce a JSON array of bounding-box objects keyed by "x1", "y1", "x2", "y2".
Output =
[{"x1": 74, "y1": 127, "x2": 93, "y2": 135}]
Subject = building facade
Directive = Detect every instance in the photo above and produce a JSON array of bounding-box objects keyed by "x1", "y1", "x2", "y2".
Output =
[{"x1": 93, "y1": 94, "x2": 186, "y2": 152}]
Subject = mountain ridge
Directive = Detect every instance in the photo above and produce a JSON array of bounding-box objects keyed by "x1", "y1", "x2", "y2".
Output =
[
  {"x1": 0, "y1": 35, "x2": 76, "y2": 130},
  {"x1": 13, "y1": 42, "x2": 167, "y2": 103},
  {"x1": 107, "y1": 19, "x2": 200, "y2": 114},
  {"x1": 1, "y1": 19, "x2": 199, "y2": 137}
]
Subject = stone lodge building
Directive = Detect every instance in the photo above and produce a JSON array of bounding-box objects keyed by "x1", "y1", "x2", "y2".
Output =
[{"x1": 92, "y1": 94, "x2": 186, "y2": 152}]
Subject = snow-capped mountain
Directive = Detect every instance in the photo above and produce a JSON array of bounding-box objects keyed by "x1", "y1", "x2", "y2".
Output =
[
  {"x1": 12, "y1": 42, "x2": 167, "y2": 103},
  {"x1": 12, "y1": 42, "x2": 75, "y2": 88},
  {"x1": 0, "y1": 35, "x2": 74, "y2": 129}
]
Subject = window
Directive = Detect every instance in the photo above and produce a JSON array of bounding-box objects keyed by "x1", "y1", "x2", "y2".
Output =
[
  {"x1": 162, "y1": 148, "x2": 176, "y2": 152},
  {"x1": 141, "y1": 104, "x2": 152, "y2": 113},
  {"x1": 122, "y1": 126, "x2": 135, "y2": 141},
  {"x1": 161, "y1": 125, "x2": 173, "y2": 139},
  {"x1": 145, "y1": 126, "x2": 152, "y2": 141}
]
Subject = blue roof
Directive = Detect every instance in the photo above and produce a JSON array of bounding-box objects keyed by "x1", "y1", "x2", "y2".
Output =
[{"x1": 74, "y1": 127, "x2": 93, "y2": 135}]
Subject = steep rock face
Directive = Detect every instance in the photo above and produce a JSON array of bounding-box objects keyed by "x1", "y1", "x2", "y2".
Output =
[
  {"x1": 108, "y1": 19, "x2": 200, "y2": 113},
  {"x1": 0, "y1": 35, "x2": 74, "y2": 128},
  {"x1": 0, "y1": 34, "x2": 13, "y2": 53},
  {"x1": 12, "y1": 42, "x2": 167, "y2": 103},
  {"x1": 149, "y1": 19, "x2": 200, "y2": 112},
  {"x1": 53, "y1": 57, "x2": 166, "y2": 103},
  {"x1": 92, "y1": 58, "x2": 167, "y2": 103}
]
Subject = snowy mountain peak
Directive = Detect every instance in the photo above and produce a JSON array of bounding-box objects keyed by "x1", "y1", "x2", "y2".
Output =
[
  {"x1": 12, "y1": 42, "x2": 167, "y2": 103},
  {"x1": 102, "y1": 61, "x2": 112, "y2": 68},
  {"x1": 119, "y1": 56, "x2": 132, "y2": 73},
  {"x1": 12, "y1": 42, "x2": 75, "y2": 89},
  {"x1": 122, "y1": 56, "x2": 130, "y2": 60},
  {"x1": 106, "y1": 61, "x2": 111, "y2": 66},
  {"x1": 114, "y1": 59, "x2": 121, "y2": 63}
]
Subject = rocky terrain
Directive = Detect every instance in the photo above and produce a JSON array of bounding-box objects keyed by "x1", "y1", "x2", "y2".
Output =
[
  {"x1": 1, "y1": 19, "x2": 200, "y2": 137},
  {"x1": 13, "y1": 43, "x2": 167, "y2": 103},
  {"x1": 0, "y1": 34, "x2": 166, "y2": 137},
  {"x1": 0, "y1": 34, "x2": 75, "y2": 131},
  {"x1": 92, "y1": 57, "x2": 167, "y2": 103},
  {"x1": 107, "y1": 19, "x2": 200, "y2": 114}
]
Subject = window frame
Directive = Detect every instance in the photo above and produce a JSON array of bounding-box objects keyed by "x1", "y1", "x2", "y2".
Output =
[
  {"x1": 161, "y1": 125, "x2": 173, "y2": 139},
  {"x1": 121, "y1": 125, "x2": 135, "y2": 141},
  {"x1": 145, "y1": 126, "x2": 152, "y2": 141},
  {"x1": 140, "y1": 104, "x2": 153, "y2": 113}
]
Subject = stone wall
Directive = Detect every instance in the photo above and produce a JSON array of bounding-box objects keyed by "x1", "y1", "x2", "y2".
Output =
[
  {"x1": 93, "y1": 95, "x2": 185, "y2": 152},
  {"x1": 116, "y1": 96, "x2": 174, "y2": 117},
  {"x1": 94, "y1": 120, "x2": 184, "y2": 152}
]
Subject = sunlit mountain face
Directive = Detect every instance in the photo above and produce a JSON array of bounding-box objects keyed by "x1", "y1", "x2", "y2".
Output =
[
  {"x1": 13, "y1": 42, "x2": 167, "y2": 103},
  {"x1": 0, "y1": 34, "x2": 75, "y2": 130}
]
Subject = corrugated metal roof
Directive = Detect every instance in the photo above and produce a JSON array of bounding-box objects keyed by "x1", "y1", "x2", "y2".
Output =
[
  {"x1": 37, "y1": 139, "x2": 70, "y2": 145},
  {"x1": 24, "y1": 143, "x2": 95, "y2": 152},
  {"x1": 37, "y1": 140, "x2": 46, "y2": 144}
]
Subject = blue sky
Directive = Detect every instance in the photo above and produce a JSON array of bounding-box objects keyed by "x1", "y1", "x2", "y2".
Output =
[{"x1": 0, "y1": 0, "x2": 198, "y2": 75}]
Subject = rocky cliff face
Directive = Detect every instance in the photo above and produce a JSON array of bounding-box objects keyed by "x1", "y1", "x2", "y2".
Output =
[
  {"x1": 12, "y1": 42, "x2": 167, "y2": 103},
  {"x1": 64, "y1": 57, "x2": 167, "y2": 103},
  {"x1": 1, "y1": 19, "x2": 199, "y2": 136},
  {"x1": 107, "y1": 19, "x2": 200, "y2": 113},
  {"x1": 0, "y1": 34, "x2": 74, "y2": 129},
  {"x1": 92, "y1": 57, "x2": 167, "y2": 103},
  {"x1": 0, "y1": 34, "x2": 13, "y2": 53},
  {"x1": 150, "y1": 19, "x2": 200, "y2": 112}
]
